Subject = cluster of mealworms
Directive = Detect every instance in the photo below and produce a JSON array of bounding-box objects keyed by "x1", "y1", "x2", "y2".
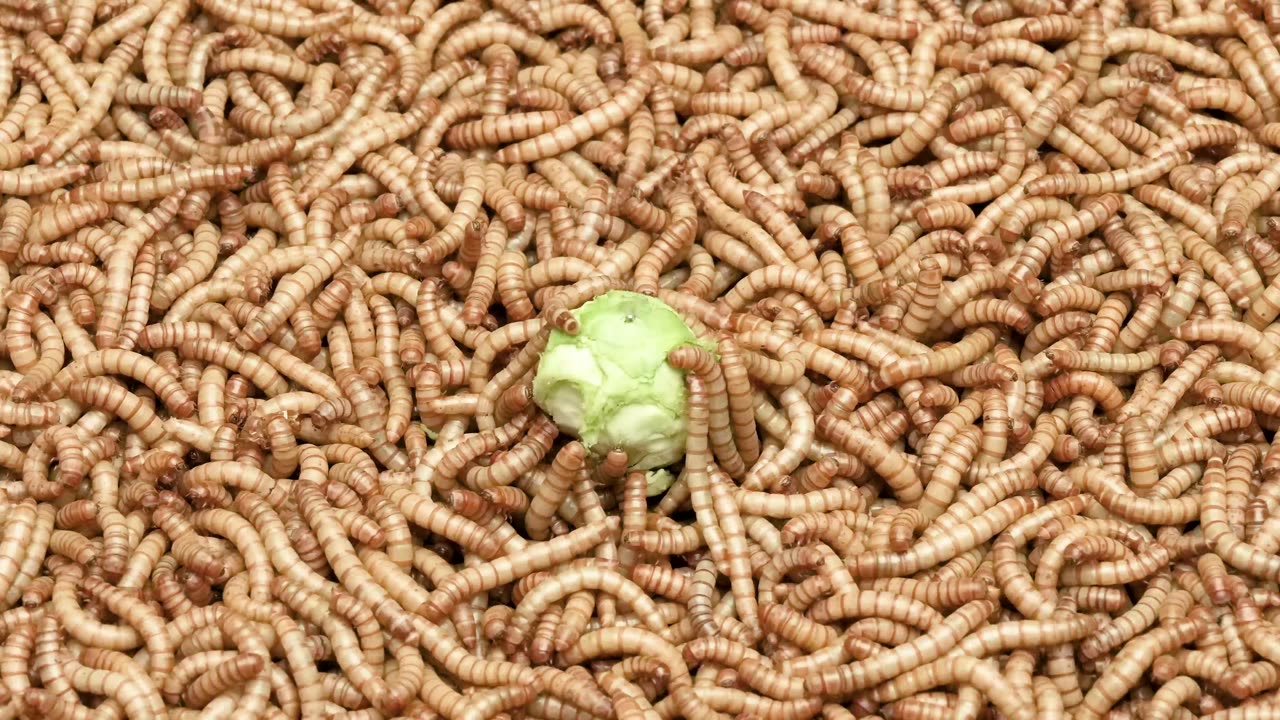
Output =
[{"x1": 10, "y1": 0, "x2": 1280, "y2": 717}]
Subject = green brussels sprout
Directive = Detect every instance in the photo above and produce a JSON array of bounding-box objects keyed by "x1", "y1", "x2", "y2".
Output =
[
  {"x1": 532, "y1": 290, "x2": 707, "y2": 470},
  {"x1": 645, "y1": 469, "x2": 676, "y2": 497}
]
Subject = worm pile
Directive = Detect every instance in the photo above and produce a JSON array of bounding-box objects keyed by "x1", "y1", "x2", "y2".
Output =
[{"x1": 6, "y1": 0, "x2": 1280, "y2": 717}]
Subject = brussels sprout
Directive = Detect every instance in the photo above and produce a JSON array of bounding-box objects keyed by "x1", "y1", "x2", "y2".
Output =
[
  {"x1": 532, "y1": 290, "x2": 707, "y2": 470},
  {"x1": 645, "y1": 468, "x2": 676, "y2": 496}
]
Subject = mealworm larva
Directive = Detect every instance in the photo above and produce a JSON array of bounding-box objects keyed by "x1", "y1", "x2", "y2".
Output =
[{"x1": 493, "y1": 65, "x2": 656, "y2": 163}]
